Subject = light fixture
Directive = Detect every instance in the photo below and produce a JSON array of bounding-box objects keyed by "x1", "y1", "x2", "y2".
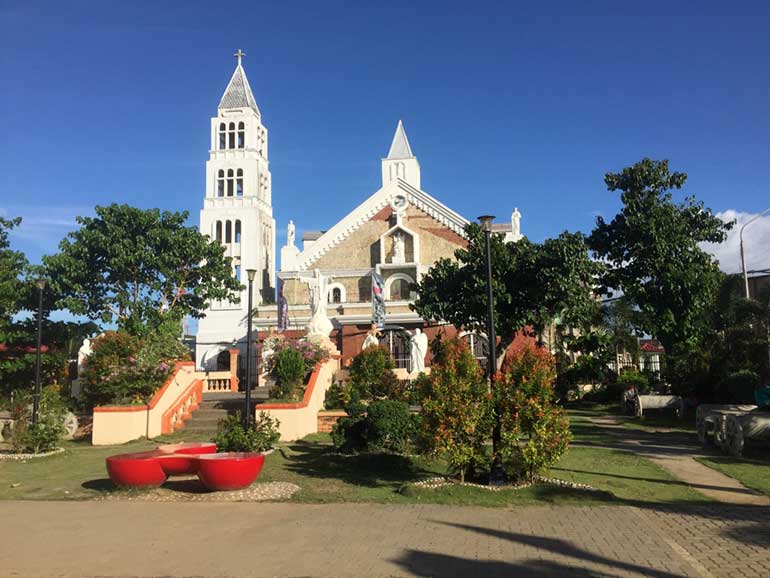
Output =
[{"x1": 477, "y1": 215, "x2": 495, "y2": 232}]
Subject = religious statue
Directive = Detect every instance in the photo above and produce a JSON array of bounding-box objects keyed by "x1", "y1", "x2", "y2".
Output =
[
  {"x1": 305, "y1": 269, "x2": 333, "y2": 338},
  {"x1": 392, "y1": 232, "x2": 405, "y2": 264},
  {"x1": 409, "y1": 328, "x2": 428, "y2": 374},
  {"x1": 511, "y1": 208, "x2": 521, "y2": 238},
  {"x1": 77, "y1": 338, "x2": 92, "y2": 377},
  {"x1": 362, "y1": 323, "x2": 380, "y2": 351},
  {"x1": 287, "y1": 220, "x2": 295, "y2": 247}
]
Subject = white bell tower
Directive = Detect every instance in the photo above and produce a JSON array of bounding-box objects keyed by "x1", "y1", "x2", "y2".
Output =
[
  {"x1": 382, "y1": 120, "x2": 421, "y2": 189},
  {"x1": 196, "y1": 50, "x2": 276, "y2": 370}
]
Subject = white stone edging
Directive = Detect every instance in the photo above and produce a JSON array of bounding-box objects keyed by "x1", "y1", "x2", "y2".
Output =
[
  {"x1": 0, "y1": 447, "x2": 65, "y2": 461},
  {"x1": 409, "y1": 475, "x2": 598, "y2": 493}
]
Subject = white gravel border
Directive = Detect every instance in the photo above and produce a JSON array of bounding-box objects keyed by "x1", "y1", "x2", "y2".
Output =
[
  {"x1": 410, "y1": 474, "x2": 598, "y2": 492},
  {"x1": 0, "y1": 447, "x2": 65, "y2": 461}
]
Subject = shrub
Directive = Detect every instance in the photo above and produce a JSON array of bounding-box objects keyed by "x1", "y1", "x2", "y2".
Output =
[
  {"x1": 10, "y1": 385, "x2": 67, "y2": 454},
  {"x1": 617, "y1": 369, "x2": 650, "y2": 394},
  {"x1": 266, "y1": 338, "x2": 327, "y2": 376},
  {"x1": 324, "y1": 380, "x2": 351, "y2": 410},
  {"x1": 270, "y1": 348, "x2": 306, "y2": 400},
  {"x1": 349, "y1": 345, "x2": 404, "y2": 400},
  {"x1": 418, "y1": 338, "x2": 492, "y2": 482},
  {"x1": 80, "y1": 329, "x2": 185, "y2": 408},
  {"x1": 365, "y1": 400, "x2": 419, "y2": 453},
  {"x1": 212, "y1": 411, "x2": 280, "y2": 453},
  {"x1": 497, "y1": 342, "x2": 571, "y2": 481},
  {"x1": 331, "y1": 400, "x2": 418, "y2": 454},
  {"x1": 717, "y1": 369, "x2": 759, "y2": 404}
]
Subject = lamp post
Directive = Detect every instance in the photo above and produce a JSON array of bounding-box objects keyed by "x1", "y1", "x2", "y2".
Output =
[
  {"x1": 32, "y1": 278, "x2": 46, "y2": 426},
  {"x1": 740, "y1": 208, "x2": 770, "y2": 299},
  {"x1": 478, "y1": 216, "x2": 503, "y2": 483},
  {"x1": 244, "y1": 269, "x2": 257, "y2": 428}
]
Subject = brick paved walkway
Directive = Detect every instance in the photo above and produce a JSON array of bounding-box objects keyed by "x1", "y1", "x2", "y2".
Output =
[{"x1": 2, "y1": 501, "x2": 768, "y2": 577}]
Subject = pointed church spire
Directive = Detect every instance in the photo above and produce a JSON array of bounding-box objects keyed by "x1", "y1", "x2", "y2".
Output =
[
  {"x1": 387, "y1": 120, "x2": 414, "y2": 159},
  {"x1": 219, "y1": 49, "x2": 260, "y2": 115}
]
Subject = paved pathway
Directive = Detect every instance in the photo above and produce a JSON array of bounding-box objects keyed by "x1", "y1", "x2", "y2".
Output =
[
  {"x1": 582, "y1": 415, "x2": 770, "y2": 506},
  {"x1": 1, "y1": 501, "x2": 769, "y2": 578}
]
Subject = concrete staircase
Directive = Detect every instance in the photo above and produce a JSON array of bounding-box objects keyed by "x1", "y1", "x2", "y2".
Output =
[{"x1": 181, "y1": 388, "x2": 270, "y2": 435}]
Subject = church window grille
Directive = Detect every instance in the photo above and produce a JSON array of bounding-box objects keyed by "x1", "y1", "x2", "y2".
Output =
[
  {"x1": 331, "y1": 288, "x2": 341, "y2": 303},
  {"x1": 227, "y1": 169, "x2": 234, "y2": 196},
  {"x1": 215, "y1": 221, "x2": 222, "y2": 243},
  {"x1": 218, "y1": 123, "x2": 226, "y2": 149},
  {"x1": 378, "y1": 329, "x2": 411, "y2": 371},
  {"x1": 235, "y1": 220, "x2": 242, "y2": 243},
  {"x1": 236, "y1": 168, "x2": 243, "y2": 196},
  {"x1": 225, "y1": 221, "x2": 232, "y2": 243},
  {"x1": 237, "y1": 122, "x2": 245, "y2": 148},
  {"x1": 217, "y1": 169, "x2": 225, "y2": 197},
  {"x1": 460, "y1": 333, "x2": 489, "y2": 373}
]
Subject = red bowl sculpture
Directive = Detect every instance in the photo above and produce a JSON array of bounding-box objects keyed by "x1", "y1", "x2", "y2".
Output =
[
  {"x1": 156, "y1": 442, "x2": 217, "y2": 475},
  {"x1": 195, "y1": 452, "x2": 266, "y2": 491},
  {"x1": 106, "y1": 450, "x2": 167, "y2": 488}
]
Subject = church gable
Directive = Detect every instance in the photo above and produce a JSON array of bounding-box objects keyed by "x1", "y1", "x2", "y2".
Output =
[{"x1": 307, "y1": 201, "x2": 467, "y2": 271}]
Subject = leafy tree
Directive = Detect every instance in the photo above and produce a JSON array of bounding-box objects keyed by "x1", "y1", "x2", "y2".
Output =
[
  {"x1": 0, "y1": 216, "x2": 27, "y2": 331},
  {"x1": 44, "y1": 204, "x2": 242, "y2": 335},
  {"x1": 418, "y1": 338, "x2": 493, "y2": 482},
  {"x1": 412, "y1": 224, "x2": 601, "y2": 367},
  {"x1": 588, "y1": 159, "x2": 732, "y2": 359}
]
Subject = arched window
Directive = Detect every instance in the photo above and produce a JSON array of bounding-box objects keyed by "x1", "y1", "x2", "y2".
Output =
[
  {"x1": 386, "y1": 274, "x2": 415, "y2": 301},
  {"x1": 237, "y1": 122, "x2": 245, "y2": 148},
  {"x1": 235, "y1": 220, "x2": 241, "y2": 243},
  {"x1": 218, "y1": 123, "x2": 226, "y2": 149},
  {"x1": 326, "y1": 282, "x2": 346, "y2": 304},
  {"x1": 227, "y1": 169, "x2": 234, "y2": 196},
  {"x1": 217, "y1": 169, "x2": 224, "y2": 197},
  {"x1": 225, "y1": 221, "x2": 232, "y2": 243},
  {"x1": 228, "y1": 122, "x2": 236, "y2": 149},
  {"x1": 236, "y1": 168, "x2": 243, "y2": 196},
  {"x1": 460, "y1": 333, "x2": 489, "y2": 373},
  {"x1": 215, "y1": 221, "x2": 222, "y2": 243}
]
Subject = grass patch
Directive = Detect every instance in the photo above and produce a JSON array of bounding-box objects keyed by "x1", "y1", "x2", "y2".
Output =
[
  {"x1": 695, "y1": 454, "x2": 770, "y2": 497},
  {"x1": 0, "y1": 425, "x2": 707, "y2": 506},
  {"x1": 621, "y1": 414, "x2": 695, "y2": 434}
]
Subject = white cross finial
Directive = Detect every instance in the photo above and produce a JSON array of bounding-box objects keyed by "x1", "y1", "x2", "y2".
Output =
[{"x1": 234, "y1": 49, "x2": 246, "y2": 66}]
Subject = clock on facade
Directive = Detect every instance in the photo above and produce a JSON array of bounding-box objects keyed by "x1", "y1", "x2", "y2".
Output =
[{"x1": 390, "y1": 194, "x2": 408, "y2": 213}]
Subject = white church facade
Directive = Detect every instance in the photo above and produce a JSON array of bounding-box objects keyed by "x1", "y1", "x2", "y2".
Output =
[{"x1": 195, "y1": 53, "x2": 523, "y2": 371}]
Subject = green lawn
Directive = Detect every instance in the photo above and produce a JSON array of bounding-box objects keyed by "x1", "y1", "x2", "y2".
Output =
[
  {"x1": 0, "y1": 428, "x2": 707, "y2": 506},
  {"x1": 695, "y1": 454, "x2": 770, "y2": 497}
]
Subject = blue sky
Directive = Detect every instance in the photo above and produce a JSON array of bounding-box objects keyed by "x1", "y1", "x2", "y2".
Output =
[{"x1": 1, "y1": 0, "x2": 769, "y2": 275}]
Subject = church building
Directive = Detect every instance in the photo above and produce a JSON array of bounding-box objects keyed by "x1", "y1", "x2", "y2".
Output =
[{"x1": 195, "y1": 53, "x2": 523, "y2": 372}]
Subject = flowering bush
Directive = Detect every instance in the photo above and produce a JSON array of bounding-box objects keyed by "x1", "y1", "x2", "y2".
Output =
[
  {"x1": 266, "y1": 338, "x2": 328, "y2": 401},
  {"x1": 418, "y1": 338, "x2": 492, "y2": 482},
  {"x1": 80, "y1": 327, "x2": 189, "y2": 408},
  {"x1": 497, "y1": 342, "x2": 571, "y2": 481}
]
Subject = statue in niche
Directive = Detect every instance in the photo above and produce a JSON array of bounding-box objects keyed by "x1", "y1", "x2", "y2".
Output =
[
  {"x1": 287, "y1": 220, "x2": 295, "y2": 247},
  {"x1": 409, "y1": 328, "x2": 428, "y2": 374},
  {"x1": 392, "y1": 232, "x2": 405, "y2": 264}
]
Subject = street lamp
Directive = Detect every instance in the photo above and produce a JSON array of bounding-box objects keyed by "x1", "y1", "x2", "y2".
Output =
[
  {"x1": 32, "y1": 278, "x2": 46, "y2": 426},
  {"x1": 244, "y1": 269, "x2": 257, "y2": 428},
  {"x1": 740, "y1": 208, "x2": 770, "y2": 299},
  {"x1": 478, "y1": 215, "x2": 503, "y2": 483}
]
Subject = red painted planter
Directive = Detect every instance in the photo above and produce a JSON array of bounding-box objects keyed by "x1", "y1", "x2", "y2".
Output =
[
  {"x1": 156, "y1": 442, "x2": 217, "y2": 475},
  {"x1": 106, "y1": 451, "x2": 167, "y2": 488},
  {"x1": 195, "y1": 452, "x2": 266, "y2": 491}
]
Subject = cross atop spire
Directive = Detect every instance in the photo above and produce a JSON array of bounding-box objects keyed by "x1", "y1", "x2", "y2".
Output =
[{"x1": 219, "y1": 50, "x2": 260, "y2": 115}]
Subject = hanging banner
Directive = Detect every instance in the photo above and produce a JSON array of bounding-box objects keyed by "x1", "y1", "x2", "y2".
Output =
[
  {"x1": 372, "y1": 271, "x2": 386, "y2": 329},
  {"x1": 277, "y1": 278, "x2": 289, "y2": 332}
]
